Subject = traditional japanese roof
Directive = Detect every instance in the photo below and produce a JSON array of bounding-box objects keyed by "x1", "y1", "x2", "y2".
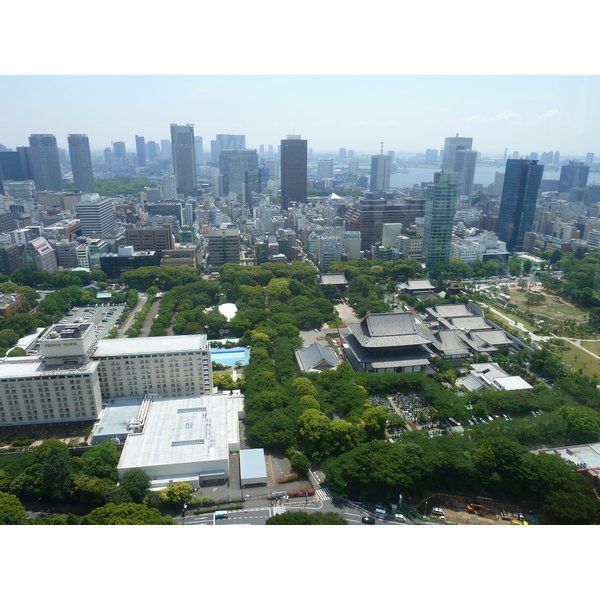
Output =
[
  {"x1": 295, "y1": 342, "x2": 340, "y2": 372},
  {"x1": 348, "y1": 312, "x2": 432, "y2": 349}
]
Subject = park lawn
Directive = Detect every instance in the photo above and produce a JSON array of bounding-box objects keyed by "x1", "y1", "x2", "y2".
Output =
[
  {"x1": 579, "y1": 339, "x2": 600, "y2": 354},
  {"x1": 551, "y1": 341, "x2": 600, "y2": 379},
  {"x1": 508, "y1": 289, "x2": 588, "y2": 322}
]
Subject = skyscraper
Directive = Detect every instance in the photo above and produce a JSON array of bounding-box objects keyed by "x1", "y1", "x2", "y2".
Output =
[
  {"x1": 280, "y1": 135, "x2": 307, "y2": 210},
  {"x1": 558, "y1": 161, "x2": 589, "y2": 193},
  {"x1": 442, "y1": 135, "x2": 476, "y2": 199},
  {"x1": 160, "y1": 139, "x2": 172, "y2": 161},
  {"x1": 496, "y1": 159, "x2": 544, "y2": 251},
  {"x1": 194, "y1": 136, "x2": 204, "y2": 164},
  {"x1": 442, "y1": 135, "x2": 473, "y2": 171},
  {"x1": 219, "y1": 149, "x2": 259, "y2": 200},
  {"x1": 453, "y1": 149, "x2": 478, "y2": 200},
  {"x1": 369, "y1": 154, "x2": 391, "y2": 193},
  {"x1": 67, "y1": 134, "x2": 95, "y2": 193},
  {"x1": 423, "y1": 171, "x2": 458, "y2": 267},
  {"x1": 135, "y1": 135, "x2": 146, "y2": 167},
  {"x1": 170, "y1": 124, "x2": 197, "y2": 197},
  {"x1": 317, "y1": 158, "x2": 334, "y2": 179},
  {"x1": 28, "y1": 134, "x2": 63, "y2": 191}
]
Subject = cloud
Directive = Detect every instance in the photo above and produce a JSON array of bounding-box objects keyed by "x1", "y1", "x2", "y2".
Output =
[
  {"x1": 458, "y1": 110, "x2": 520, "y2": 123},
  {"x1": 537, "y1": 109, "x2": 560, "y2": 120}
]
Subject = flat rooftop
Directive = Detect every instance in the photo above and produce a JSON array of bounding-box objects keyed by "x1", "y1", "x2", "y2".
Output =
[
  {"x1": 541, "y1": 443, "x2": 600, "y2": 470},
  {"x1": 0, "y1": 356, "x2": 97, "y2": 379},
  {"x1": 118, "y1": 393, "x2": 244, "y2": 471},
  {"x1": 94, "y1": 334, "x2": 208, "y2": 357}
]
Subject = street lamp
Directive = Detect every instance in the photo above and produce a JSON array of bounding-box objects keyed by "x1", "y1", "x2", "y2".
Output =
[{"x1": 423, "y1": 501, "x2": 428, "y2": 518}]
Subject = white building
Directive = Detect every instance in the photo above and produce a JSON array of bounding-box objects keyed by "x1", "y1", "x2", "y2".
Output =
[
  {"x1": 0, "y1": 323, "x2": 213, "y2": 427},
  {"x1": 117, "y1": 392, "x2": 244, "y2": 489},
  {"x1": 94, "y1": 335, "x2": 212, "y2": 399}
]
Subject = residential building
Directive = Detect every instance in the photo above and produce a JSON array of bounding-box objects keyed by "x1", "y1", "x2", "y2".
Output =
[
  {"x1": 280, "y1": 135, "x2": 307, "y2": 210},
  {"x1": 0, "y1": 292, "x2": 24, "y2": 316},
  {"x1": 423, "y1": 171, "x2": 458, "y2": 267},
  {"x1": 28, "y1": 134, "x2": 63, "y2": 191},
  {"x1": 170, "y1": 124, "x2": 197, "y2": 196},
  {"x1": 496, "y1": 159, "x2": 544, "y2": 251}
]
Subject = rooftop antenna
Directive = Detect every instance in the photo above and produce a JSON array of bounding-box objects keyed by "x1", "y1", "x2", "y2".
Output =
[{"x1": 380, "y1": 142, "x2": 384, "y2": 155}]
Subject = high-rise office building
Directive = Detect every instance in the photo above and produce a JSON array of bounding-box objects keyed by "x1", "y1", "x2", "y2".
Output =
[
  {"x1": 67, "y1": 134, "x2": 95, "y2": 193},
  {"x1": 135, "y1": 135, "x2": 146, "y2": 167},
  {"x1": 585, "y1": 153, "x2": 594, "y2": 167},
  {"x1": 369, "y1": 154, "x2": 392, "y2": 193},
  {"x1": 558, "y1": 161, "x2": 589, "y2": 193},
  {"x1": 160, "y1": 139, "x2": 172, "y2": 161},
  {"x1": 28, "y1": 134, "x2": 63, "y2": 191},
  {"x1": 211, "y1": 134, "x2": 246, "y2": 163},
  {"x1": 442, "y1": 135, "x2": 473, "y2": 171},
  {"x1": 317, "y1": 158, "x2": 334, "y2": 179},
  {"x1": 453, "y1": 149, "x2": 477, "y2": 200},
  {"x1": 170, "y1": 124, "x2": 197, "y2": 197},
  {"x1": 280, "y1": 135, "x2": 307, "y2": 210},
  {"x1": 0, "y1": 151, "x2": 29, "y2": 195},
  {"x1": 496, "y1": 159, "x2": 544, "y2": 251},
  {"x1": 423, "y1": 171, "x2": 458, "y2": 267},
  {"x1": 76, "y1": 196, "x2": 116, "y2": 237},
  {"x1": 425, "y1": 149, "x2": 438, "y2": 164},
  {"x1": 339, "y1": 148, "x2": 347, "y2": 159},
  {"x1": 147, "y1": 141, "x2": 159, "y2": 162},
  {"x1": 194, "y1": 136, "x2": 204, "y2": 163},
  {"x1": 219, "y1": 149, "x2": 259, "y2": 200},
  {"x1": 112, "y1": 141, "x2": 127, "y2": 164}
]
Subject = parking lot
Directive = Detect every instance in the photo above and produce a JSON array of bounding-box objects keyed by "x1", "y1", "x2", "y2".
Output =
[{"x1": 25, "y1": 303, "x2": 130, "y2": 357}]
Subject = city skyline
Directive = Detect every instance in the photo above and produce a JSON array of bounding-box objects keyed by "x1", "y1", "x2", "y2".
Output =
[{"x1": 1, "y1": 76, "x2": 599, "y2": 157}]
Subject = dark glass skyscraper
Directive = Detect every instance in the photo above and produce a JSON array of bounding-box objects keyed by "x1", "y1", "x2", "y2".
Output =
[
  {"x1": 28, "y1": 134, "x2": 63, "y2": 191},
  {"x1": 135, "y1": 135, "x2": 146, "y2": 167},
  {"x1": 68, "y1": 134, "x2": 95, "y2": 193},
  {"x1": 280, "y1": 135, "x2": 307, "y2": 210},
  {"x1": 170, "y1": 124, "x2": 197, "y2": 197},
  {"x1": 496, "y1": 159, "x2": 544, "y2": 251},
  {"x1": 558, "y1": 161, "x2": 589, "y2": 193}
]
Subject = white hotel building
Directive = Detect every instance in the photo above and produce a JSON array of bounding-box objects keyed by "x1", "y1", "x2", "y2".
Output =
[{"x1": 0, "y1": 323, "x2": 213, "y2": 427}]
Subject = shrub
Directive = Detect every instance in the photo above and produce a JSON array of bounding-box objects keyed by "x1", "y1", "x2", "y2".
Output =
[{"x1": 10, "y1": 439, "x2": 35, "y2": 448}]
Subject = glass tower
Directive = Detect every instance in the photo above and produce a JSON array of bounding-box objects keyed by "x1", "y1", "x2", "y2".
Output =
[{"x1": 424, "y1": 171, "x2": 458, "y2": 267}]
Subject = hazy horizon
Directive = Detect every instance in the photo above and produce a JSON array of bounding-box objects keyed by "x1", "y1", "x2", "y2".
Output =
[{"x1": 1, "y1": 75, "x2": 599, "y2": 158}]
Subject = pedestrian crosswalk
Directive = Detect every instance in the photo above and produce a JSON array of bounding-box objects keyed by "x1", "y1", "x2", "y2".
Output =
[
  {"x1": 272, "y1": 506, "x2": 286, "y2": 515},
  {"x1": 316, "y1": 487, "x2": 334, "y2": 501}
]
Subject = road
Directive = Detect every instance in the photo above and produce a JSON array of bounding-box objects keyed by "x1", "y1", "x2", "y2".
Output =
[{"x1": 116, "y1": 293, "x2": 147, "y2": 338}]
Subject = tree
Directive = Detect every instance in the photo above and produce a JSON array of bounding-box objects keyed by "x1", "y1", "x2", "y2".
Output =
[
  {"x1": 33, "y1": 439, "x2": 74, "y2": 501},
  {"x1": 7, "y1": 347, "x2": 26, "y2": 357},
  {"x1": 82, "y1": 503, "x2": 177, "y2": 525},
  {"x1": 82, "y1": 440, "x2": 120, "y2": 481},
  {"x1": 266, "y1": 511, "x2": 347, "y2": 525},
  {"x1": 119, "y1": 469, "x2": 150, "y2": 503},
  {"x1": 158, "y1": 482, "x2": 194, "y2": 506},
  {"x1": 0, "y1": 491, "x2": 28, "y2": 524}
]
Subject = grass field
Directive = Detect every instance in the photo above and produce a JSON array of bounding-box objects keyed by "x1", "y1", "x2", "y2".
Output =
[
  {"x1": 551, "y1": 341, "x2": 600, "y2": 379},
  {"x1": 580, "y1": 340, "x2": 600, "y2": 353},
  {"x1": 507, "y1": 288, "x2": 588, "y2": 322}
]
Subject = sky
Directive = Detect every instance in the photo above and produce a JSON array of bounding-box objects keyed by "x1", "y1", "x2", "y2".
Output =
[{"x1": 1, "y1": 75, "x2": 599, "y2": 158}]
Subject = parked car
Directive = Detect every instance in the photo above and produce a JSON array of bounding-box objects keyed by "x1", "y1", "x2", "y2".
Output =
[{"x1": 362, "y1": 516, "x2": 375, "y2": 524}]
